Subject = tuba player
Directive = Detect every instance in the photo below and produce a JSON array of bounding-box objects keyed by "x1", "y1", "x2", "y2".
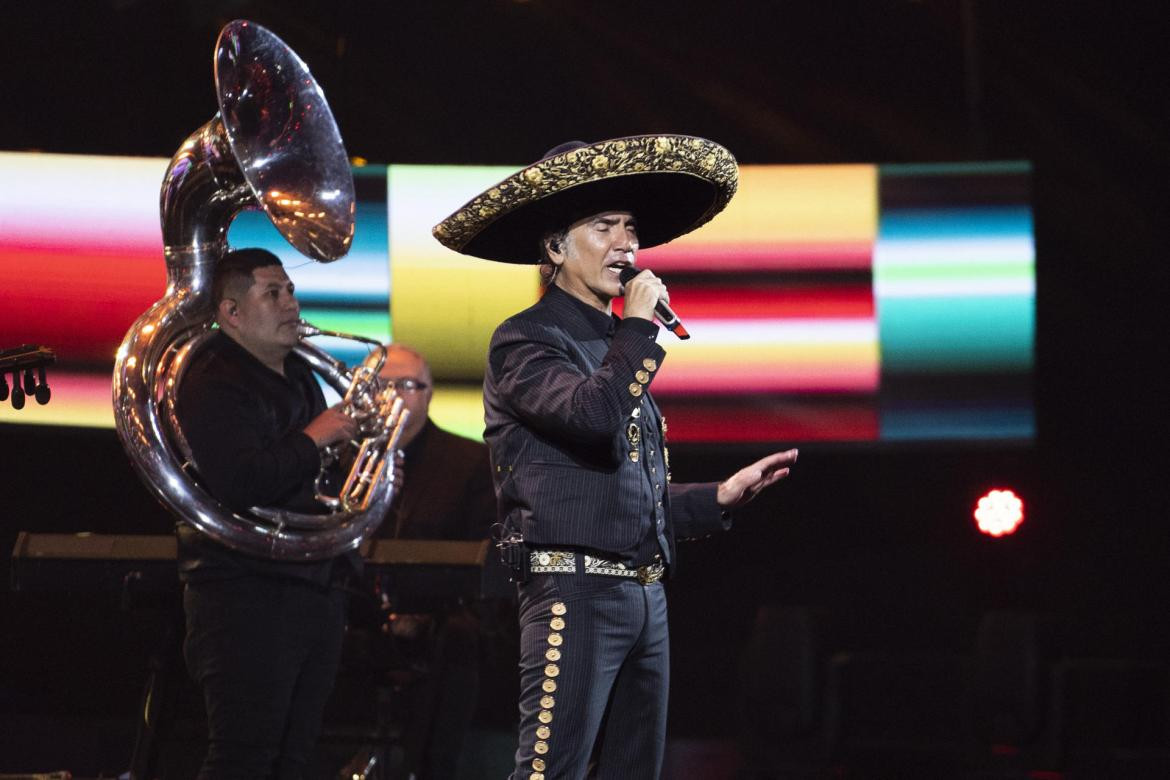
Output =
[{"x1": 175, "y1": 248, "x2": 358, "y2": 778}]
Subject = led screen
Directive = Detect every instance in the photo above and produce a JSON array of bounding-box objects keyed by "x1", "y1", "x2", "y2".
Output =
[{"x1": 0, "y1": 152, "x2": 1033, "y2": 444}]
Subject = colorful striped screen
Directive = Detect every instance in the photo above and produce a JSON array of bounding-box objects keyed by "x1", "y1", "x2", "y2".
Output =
[
  {"x1": 623, "y1": 165, "x2": 882, "y2": 441},
  {"x1": 875, "y1": 162, "x2": 1034, "y2": 440},
  {"x1": 0, "y1": 152, "x2": 1033, "y2": 444},
  {"x1": 0, "y1": 153, "x2": 393, "y2": 426}
]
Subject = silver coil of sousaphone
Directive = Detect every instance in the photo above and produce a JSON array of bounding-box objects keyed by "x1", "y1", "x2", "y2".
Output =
[{"x1": 113, "y1": 20, "x2": 403, "y2": 561}]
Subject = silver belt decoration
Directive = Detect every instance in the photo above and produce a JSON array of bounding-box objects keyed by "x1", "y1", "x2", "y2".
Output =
[
  {"x1": 529, "y1": 550, "x2": 665, "y2": 585},
  {"x1": 530, "y1": 550, "x2": 576, "y2": 574}
]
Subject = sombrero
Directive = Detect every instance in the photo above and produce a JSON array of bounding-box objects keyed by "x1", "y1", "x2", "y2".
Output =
[{"x1": 431, "y1": 134, "x2": 739, "y2": 263}]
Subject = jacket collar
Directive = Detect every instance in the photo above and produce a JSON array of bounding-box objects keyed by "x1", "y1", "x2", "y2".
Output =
[{"x1": 539, "y1": 284, "x2": 618, "y2": 341}]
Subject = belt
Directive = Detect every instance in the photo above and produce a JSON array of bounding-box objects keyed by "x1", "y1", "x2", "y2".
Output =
[{"x1": 529, "y1": 550, "x2": 665, "y2": 585}]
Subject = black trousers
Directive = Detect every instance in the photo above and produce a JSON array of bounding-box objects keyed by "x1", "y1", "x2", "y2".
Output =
[
  {"x1": 511, "y1": 571, "x2": 670, "y2": 780},
  {"x1": 183, "y1": 575, "x2": 347, "y2": 779}
]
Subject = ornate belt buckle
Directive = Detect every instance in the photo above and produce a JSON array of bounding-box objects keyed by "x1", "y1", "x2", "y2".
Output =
[{"x1": 636, "y1": 563, "x2": 664, "y2": 585}]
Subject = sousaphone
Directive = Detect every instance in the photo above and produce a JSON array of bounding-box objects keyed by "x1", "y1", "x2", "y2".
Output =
[{"x1": 113, "y1": 20, "x2": 405, "y2": 560}]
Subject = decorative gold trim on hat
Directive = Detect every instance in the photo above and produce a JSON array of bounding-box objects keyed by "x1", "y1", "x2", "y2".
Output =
[{"x1": 432, "y1": 135, "x2": 738, "y2": 259}]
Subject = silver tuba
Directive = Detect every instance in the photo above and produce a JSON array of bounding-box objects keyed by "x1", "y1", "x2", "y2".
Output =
[{"x1": 113, "y1": 20, "x2": 405, "y2": 561}]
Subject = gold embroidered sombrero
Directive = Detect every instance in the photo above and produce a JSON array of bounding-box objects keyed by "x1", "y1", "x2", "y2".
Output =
[{"x1": 432, "y1": 134, "x2": 739, "y2": 263}]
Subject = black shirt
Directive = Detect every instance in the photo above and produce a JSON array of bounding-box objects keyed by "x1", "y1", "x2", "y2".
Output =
[{"x1": 174, "y1": 330, "x2": 352, "y2": 585}]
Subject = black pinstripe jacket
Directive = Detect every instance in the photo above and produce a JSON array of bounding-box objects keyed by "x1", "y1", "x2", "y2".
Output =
[{"x1": 483, "y1": 285, "x2": 726, "y2": 564}]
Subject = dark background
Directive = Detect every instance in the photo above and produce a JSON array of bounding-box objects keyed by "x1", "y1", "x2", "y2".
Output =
[{"x1": 3, "y1": 1, "x2": 1168, "y2": 776}]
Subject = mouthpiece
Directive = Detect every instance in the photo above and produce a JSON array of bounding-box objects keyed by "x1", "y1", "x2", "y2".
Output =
[{"x1": 296, "y1": 319, "x2": 323, "y2": 338}]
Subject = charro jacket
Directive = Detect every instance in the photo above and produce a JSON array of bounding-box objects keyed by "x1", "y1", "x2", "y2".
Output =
[{"x1": 483, "y1": 284, "x2": 727, "y2": 564}]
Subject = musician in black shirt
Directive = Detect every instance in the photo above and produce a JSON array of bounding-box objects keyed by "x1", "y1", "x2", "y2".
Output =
[{"x1": 175, "y1": 247, "x2": 357, "y2": 779}]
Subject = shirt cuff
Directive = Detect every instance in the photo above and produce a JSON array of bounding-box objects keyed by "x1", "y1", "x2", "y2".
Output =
[{"x1": 618, "y1": 316, "x2": 660, "y2": 339}]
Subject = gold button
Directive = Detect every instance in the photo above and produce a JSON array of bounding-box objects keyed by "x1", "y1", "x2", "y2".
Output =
[
  {"x1": 628, "y1": 383, "x2": 643, "y2": 397},
  {"x1": 643, "y1": 358, "x2": 658, "y2": 371},
  {"x1": 538, "y1": 710, "x2": 553, "y2": 724},
  {"x1": 544, "y1": 664, "x2": 560, "y2": 678},
  {"x1": 629, "y1": 451, "x2": 640, "y2": 463},
  {"x1": 540, "y1": 694, "x2": 555, "y2": 708},
  {"x1": 536, "y1": 725, "x2": 551, "y2": 739},
  {"x1": 631, "y1": 406, "x2": 641, "y2": 418},
  {"x1": 547, "y1": 632, "x2": 563, "y2": 647},
  {"x1": 532, "y1": 774, "x2": 545, "y2": 780},
  {"x1": 542, "y1": 679, "x2": 557, "y2": 693},
  {"x1": 533, "y1": 758, "x2": 546, "y2": 771},
  {"x1": 551, "y1": 602, "x2": 567, "y2": 616},
  {"x1": 550, "y1": 617, "x2": 565, "y2": 631},
  {"x1": 635, "y1": 369, "x2": 650, "y2": 384},
  {"x1": 545, "y1": 648, "x2": 561, "y2": 661},
  {"x1": 534, "y1": 740, "x2": 549, "y2": 754}
]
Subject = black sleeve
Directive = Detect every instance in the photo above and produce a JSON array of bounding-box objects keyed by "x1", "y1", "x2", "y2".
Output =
[
  {"x1": 669, "y1": 481, "x2": 731, "y2": 540},
  {"x1": 178, "y1": 374, "x2": 322, "y2": 511}
]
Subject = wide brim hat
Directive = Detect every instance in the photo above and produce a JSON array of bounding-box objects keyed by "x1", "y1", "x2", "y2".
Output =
[{"x1": 432, "y1": 134, "x2": 739, "y2": 263}]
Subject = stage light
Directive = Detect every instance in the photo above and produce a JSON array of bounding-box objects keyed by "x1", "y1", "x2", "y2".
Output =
[{"x1": 974, "y1": 488, "x2": 1024, "y2": 537}]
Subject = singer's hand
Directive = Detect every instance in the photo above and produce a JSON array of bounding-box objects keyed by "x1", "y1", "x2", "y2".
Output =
[
  {"x1": 716, "y1": 449, "x2": 799, "y2": 508},
  {"x1": 622, "y1": 269, "x2": 669, "y2": 322}
]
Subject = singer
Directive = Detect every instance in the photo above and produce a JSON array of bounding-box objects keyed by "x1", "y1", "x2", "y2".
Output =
[{"x1": 433, "y1": 135, "x2": 799, "y2": 779}]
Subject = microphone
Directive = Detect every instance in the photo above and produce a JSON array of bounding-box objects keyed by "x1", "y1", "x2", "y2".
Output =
[{"x1": 618, "y1": 266, "x2": 690, "y2": 340}]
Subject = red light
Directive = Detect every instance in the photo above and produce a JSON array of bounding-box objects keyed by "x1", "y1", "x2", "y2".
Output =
[{"x1": 974, "y1": 488, "x2": 1024, "y2": 537}]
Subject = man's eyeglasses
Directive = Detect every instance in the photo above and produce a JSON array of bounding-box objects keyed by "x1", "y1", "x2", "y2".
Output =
[{"x1": 382, "y1": 377, "x2": 429, "y2": 393}]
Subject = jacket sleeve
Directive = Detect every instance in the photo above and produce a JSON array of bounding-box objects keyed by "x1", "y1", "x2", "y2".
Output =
[
  {"x1": 178, "y1": 374, "x2": 322, "y2": 511},
  {"x1": 669, "y1": 481, "x2": 731, "y2": 541},
  {"x1": 489, "y1": 316, "x2": 666, "y2": 445}
]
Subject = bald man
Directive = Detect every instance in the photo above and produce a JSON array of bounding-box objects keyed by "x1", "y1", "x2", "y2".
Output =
[{"x1": 375, "y1": 344, "x2": 496, "y2": 541}]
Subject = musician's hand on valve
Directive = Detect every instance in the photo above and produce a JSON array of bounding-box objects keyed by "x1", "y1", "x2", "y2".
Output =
[{"x1": 303, "y1": 404, "x2": 357, "y2": 448}]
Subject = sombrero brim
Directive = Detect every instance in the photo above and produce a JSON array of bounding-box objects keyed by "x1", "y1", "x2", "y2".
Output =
[{"x1": 432, "y1": 135, "x2": 739, "y2": 263}]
